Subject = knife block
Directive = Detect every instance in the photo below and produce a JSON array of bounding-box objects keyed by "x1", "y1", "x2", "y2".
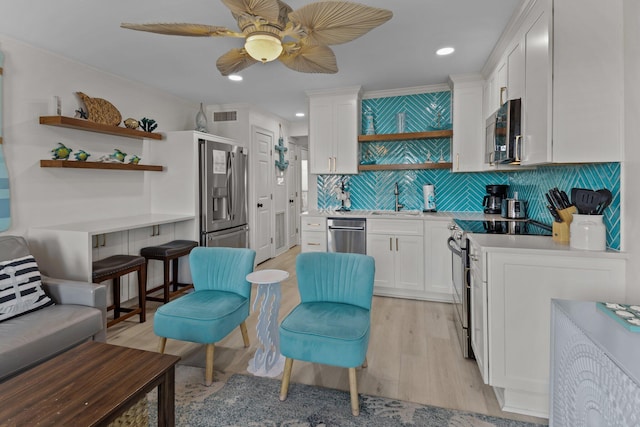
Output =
[{"x1": 552, "y1": 206, "x2": 577, "y2": 244}]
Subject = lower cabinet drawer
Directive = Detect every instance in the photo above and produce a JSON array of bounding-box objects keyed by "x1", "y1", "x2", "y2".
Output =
[{"x1": 301, "y1": 232, "x2": 326, "y2": 252}]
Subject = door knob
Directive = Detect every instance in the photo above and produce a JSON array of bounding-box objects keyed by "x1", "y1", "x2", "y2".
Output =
[
  {"x1": 257, "y1": 203, "x2": 263, "y2": 208},
  {"x1": 289, "y1": 199, "x2": 294, "y2": 203}
]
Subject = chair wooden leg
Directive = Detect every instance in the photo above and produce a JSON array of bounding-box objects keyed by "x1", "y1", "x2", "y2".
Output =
[
  {"x1": 240, "y1": 321, "x2": 250, "y2": 347},
  {"x1": 349, "y1": 367, "x2": 359, "y2": 416},
  {"x1": 362, "y1": 357, "x2": 368, "y2": 368},
  {"x1": 280, "y1": 358, "x2": 294, "y2": 401},
  {"x1": 157, "y1": 337, "x2": 167, "y2": 354},
  {"x1": 205, "y1": 343, "x2": 215, "y2": 386}
]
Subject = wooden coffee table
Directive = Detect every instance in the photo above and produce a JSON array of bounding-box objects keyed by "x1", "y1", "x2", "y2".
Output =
[{"x1": 0, "y1": 341, "x2": 180, "y2": 426}]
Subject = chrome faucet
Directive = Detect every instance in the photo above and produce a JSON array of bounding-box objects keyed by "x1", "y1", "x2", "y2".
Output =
[{"x1": 394, "y1": 182, "x2": 403, "y2": 212}]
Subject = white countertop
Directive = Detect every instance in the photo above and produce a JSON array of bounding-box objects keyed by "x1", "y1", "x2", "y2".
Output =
[
  {"x1": 468, "y1": 233, "x2": 627, "y2": 258},
  {"x1": 302, "y1": 209, "x2": 491, "y2": 221},
  {"x1": 31, "y1": 213, "x2": 195, "y2": 234}
]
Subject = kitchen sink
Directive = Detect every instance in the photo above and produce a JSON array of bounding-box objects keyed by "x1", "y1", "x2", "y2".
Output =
[{"x1": 370, "y1": 210, "x2": 421, "y2": 216}]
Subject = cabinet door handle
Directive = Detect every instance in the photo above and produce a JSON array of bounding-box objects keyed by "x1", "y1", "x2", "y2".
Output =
[
  {"x1": 308, "y1": 243, "x2": 320, "y2": 246},
  {"x1": 332, "y1": 157, "x2": 336, "y2": 172},
  {"x1": 389, "y1": 237, "x2": 392, "y2": 251},
  {"x1": 396, "y1": 238, "x2": 399, "y2": 251},
  {"x1": 515, "y1": 135, "x2": 522, "y2": 164},
  {"x1": 489, "y1": 151, "x2": 495, "y2": 167},
  {"x1": 328, "y1": 157, "x2": 332, "y2": 171},
  {"x1": 500, "y1": 86, "x2": 507, "y2": 105},
  {"x1": 100, "y1": 233, "x2": 106, "y2": 247},
  {"x1": 456, "y1": 153, "x2": 460, "y2": 171},
  {"x1": 92, "y1": 235, "x2": 99, "y2": 249}
]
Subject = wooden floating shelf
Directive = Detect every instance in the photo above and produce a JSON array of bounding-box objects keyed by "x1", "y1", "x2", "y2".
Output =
[
  {"x1": 40, "y1": 160, "x2": 163, "y2": 172},
  {"x1": 39, "y1": 116, "x2": 163, "y2": 140},
  {"x1": 358, "y1": 130, "x2": 453, "y2": 142},
  {"x1": 358, "y1": 162, "x2": 452, "y2": 171}
]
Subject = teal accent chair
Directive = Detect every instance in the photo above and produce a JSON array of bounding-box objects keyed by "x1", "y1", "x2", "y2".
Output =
[
  {"x1": 154, "y1": 247, "x2": 256, "y2": 386},
  {"x1": 279, "y1": 252, "x2": 375, "y2": 416}
]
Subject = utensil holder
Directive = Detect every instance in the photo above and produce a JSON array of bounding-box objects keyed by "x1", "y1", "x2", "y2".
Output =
[{"x1": 552, "y1": 206, "x2": 577, "y2": 244}]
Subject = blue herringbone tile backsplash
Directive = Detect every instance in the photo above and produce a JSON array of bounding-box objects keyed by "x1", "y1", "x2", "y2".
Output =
[{"x1": 317, "y1": 91, "x2": 621, "y2": 250}]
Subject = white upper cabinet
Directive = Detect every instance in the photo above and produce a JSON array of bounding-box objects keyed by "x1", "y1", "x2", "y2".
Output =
[
  {"x1": 307, "y1": 87, "x2": 361, "y2": 174},
  {"x1": 521, "y1": 0, "x2": 623, "y2": 165},
  {"x1": 449, "y1": 74, "x2": 485, "y2": 172}
]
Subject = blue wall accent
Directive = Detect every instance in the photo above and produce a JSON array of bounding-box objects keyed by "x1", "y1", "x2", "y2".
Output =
[{"x1": 317, "y1": 92, "x2": 622, "y2": 250}]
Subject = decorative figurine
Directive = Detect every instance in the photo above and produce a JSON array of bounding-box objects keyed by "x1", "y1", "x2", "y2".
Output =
[
  {"x1": 128, "y1": 155, "x2": 141, "y2": 165},
  {"x1": 74, "y1": 150, "x2": 90, "y2": 161},
  {"x1": 124, "y1": 118, "x2": 139, "y2": 129},
  {"x1": 139, "y1": 117, "x2": 157, "y2": 133},
  {"x1": 110, "y1": 149, "x2": 127, "y2": 162},
  {"x1": 51, "y1": 143, "x2": 72, "y2": 160},
  {"x1": 364, "y1": 108, "x2": 375, "y2": 135},
  {"x1": 425, "y1": 150, "x2": 433, "y2": 163},
  {"x1": 274, "y1": 125, "x2": 289, "y2": 171},
  {"x1": 76, "y1": 92, "x2": 122, "y2": 126},
  {"x1": 75, "y1": 108, "x2": 88, "y2": 119},
  {"x1": 438, "y1": 148, "x2": 446, "y2": 163}
]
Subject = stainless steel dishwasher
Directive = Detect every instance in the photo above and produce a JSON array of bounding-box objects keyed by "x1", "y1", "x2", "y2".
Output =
[{"x1": 327, "y1": 217, "x2": 366, "y2": 254}]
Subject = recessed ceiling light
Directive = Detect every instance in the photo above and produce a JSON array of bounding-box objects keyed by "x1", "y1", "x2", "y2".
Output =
[
  {"x1": 295, "y1": 112, "x2": 305, "y2": 117},
  {"x1": 228, "y1": 74, "x2": 243, "y2": 81},
  {"x1": 436, "y1": 47, "x2": 455, "y2": 56}
]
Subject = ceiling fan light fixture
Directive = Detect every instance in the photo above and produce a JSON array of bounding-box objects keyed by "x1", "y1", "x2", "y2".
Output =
[{"x1": 244, "y1": 34, "x2": 283, "y2": 63}]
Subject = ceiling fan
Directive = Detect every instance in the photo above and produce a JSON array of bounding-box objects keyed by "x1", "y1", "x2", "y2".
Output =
[{"x1": 121, "y1": 0, "x2": 392, "y2": 76}]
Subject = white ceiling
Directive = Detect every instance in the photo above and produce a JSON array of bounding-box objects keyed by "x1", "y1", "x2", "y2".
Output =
[{"x1": 0, "y1": 0, "x2": 522, "y2": 123}]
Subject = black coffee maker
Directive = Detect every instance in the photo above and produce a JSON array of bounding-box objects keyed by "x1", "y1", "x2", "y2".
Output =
[{"x1": 483, "y1": 184, "x2": 509, "y2": 214}]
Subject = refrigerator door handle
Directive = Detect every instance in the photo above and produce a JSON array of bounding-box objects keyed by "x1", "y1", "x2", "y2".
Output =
[{"x1": 226, "y1": 151, "x2": 233, "y2": 219}]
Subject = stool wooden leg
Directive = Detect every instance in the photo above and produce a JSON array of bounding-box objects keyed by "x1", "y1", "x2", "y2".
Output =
[
  {"x1": 349, "y1": 367, "x2": 359, "y2": 416},
  {"x1": 171, "y1": 258, "x2": 179, "y2": 292},
  {"x1": 158, "y1": 337, "x2": 167, "y2": 354},
  {"x1": 138, "y1": 264, "x2": 146, "y2": 323},
  {"x1": 205, "y1": 343, "x2": 215, "y2": 386},
  {"x1": 163, "y1": 258, "x2": 171, "y2": 303},
  {"x1": 240, "y1": 321, "x2": 250, "y2": 347},
  {"x1": 113, "y1": 277, "x2": 121, "y2": 319},
  {"x1": 280, "y1": 358, "x2": 293, "y2": 401}
]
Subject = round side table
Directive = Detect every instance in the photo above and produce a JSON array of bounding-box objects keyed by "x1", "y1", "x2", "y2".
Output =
[{"x1": 246, "y1": 269, "x2": 289, "y2": 377}]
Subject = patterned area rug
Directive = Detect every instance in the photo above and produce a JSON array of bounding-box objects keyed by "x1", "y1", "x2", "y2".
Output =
[{"x1": 147, "y1": 366, "x2": 546, "y2": 426}]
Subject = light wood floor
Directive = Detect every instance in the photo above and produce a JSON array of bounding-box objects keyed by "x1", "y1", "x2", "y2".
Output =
[{"x1": 107, "y1": 246, "x2": 546, "y2": 425}]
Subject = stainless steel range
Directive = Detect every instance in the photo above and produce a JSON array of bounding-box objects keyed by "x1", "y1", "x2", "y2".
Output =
[{"x1": 447, "y1": 218, "x2": 552, "y2": 359}]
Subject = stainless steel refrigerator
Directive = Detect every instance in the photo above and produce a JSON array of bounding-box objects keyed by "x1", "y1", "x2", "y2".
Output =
[{"x1": 199, "y1": 138, "x2": 248, "y2": 248}]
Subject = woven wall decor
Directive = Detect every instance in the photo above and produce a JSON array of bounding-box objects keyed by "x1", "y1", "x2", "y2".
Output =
[{"x1": 76, "y1": 92, "x2": 122, "y2": 126}]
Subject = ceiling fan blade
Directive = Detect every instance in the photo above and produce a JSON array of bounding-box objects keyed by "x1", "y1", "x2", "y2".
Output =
[
  {"x1": 221, "y1": 0, "x2": 281, "y2": 23},
  {"x1": 216, "y1": 49, "x2": 259, "y2": 76},
  {"x1": 120, "y1": 23, "x2": 243, "y2": 38},
  {"x1": 279, "y1": 44, "x2": 337, "y2": 74},
  {"x1": 288, "y1": 2, "x2": 392, "y2": 45}
]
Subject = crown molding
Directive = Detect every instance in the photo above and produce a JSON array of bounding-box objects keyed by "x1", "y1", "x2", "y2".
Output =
[{"x1": 362, "y1": 83, "x2": 450, "y2": 99}]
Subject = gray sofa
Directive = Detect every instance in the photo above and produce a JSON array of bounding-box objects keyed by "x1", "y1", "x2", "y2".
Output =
[{"x1": 0, "y1": 236, "x2": 107, "y2": 381}]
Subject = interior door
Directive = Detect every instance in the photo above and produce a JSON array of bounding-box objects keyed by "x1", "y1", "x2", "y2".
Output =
[
  {"x1": 254, "y1": 129, "x2": 273, "y2": 264},
  {"x1": 287, "y1": 143, "x2": 299, "y2": 248}
]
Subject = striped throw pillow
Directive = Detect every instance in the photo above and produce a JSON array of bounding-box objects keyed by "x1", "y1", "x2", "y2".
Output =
[{"x1": 0, "y1": 255, "x2": 54, "y2": 322}]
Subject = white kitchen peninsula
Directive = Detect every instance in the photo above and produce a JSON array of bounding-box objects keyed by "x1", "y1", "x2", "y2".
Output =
[
  {"x1": 28, "y1": 214, "x2": 196, "y2": 300},
  {"x1": 468, "y1": 233, "x2": 627, "y2": 418}
]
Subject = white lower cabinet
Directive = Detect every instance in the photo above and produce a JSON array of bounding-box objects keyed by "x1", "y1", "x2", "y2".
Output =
[
  {"x1": 367, "y1": 219, "x2": 424, "y2": 297},
  {"x1": 423, "y1": 220, "x2": 453, "y2": 302},
  {"x1": 300, "y1": 215, "x2": 327, "y2": 252},
  {"x1": 470, "y1": 240, "x2": 627, "y2": 418}
]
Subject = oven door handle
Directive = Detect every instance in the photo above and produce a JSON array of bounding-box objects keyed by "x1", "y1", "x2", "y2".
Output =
[{"x1": 447, "y1": 236, "x2": 462, "y2": 257}]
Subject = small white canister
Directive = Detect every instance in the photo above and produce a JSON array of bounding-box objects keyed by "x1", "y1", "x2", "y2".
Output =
[
  {"x1": 423, "y1": 184, "x2": 436, "y2": 212},
  {"x1": 570, "y1": 214, "x2": 606, "y2": 251}
]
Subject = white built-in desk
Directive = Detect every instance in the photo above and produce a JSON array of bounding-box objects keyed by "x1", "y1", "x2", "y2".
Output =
[{"x1": 28, "y1": 214, "x2": 196, "y2": 301}]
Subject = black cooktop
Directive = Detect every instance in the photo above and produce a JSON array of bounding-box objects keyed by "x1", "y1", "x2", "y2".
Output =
[{"x1": 454, "y1": 219, "x2": 552, "y2": 236}]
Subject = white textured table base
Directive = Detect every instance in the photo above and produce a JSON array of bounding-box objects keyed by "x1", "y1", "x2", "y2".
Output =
[{"x1": 246, "y1": 269, "x2": 289, "y2": 378}]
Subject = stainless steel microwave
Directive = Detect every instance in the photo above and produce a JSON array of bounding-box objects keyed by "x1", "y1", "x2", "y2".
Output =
[{"x1": 485, "y1": 98, "x2": 522, "y2": 165}]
